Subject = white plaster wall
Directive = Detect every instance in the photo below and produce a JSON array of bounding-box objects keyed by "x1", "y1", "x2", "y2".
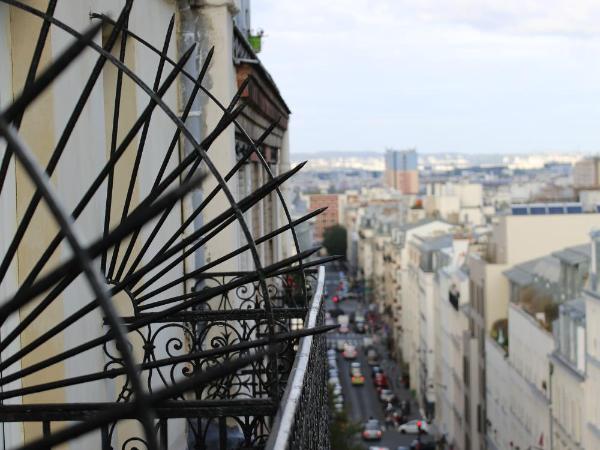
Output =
[
  {"x1": 485, "y1": 306, "x2": 552, "y2": 450},
  {"x1": 486, "y1": 338, "x2": 511, "y2": 450},
  {"x1": 584, "y1": 294, "x2": 600, "y2": 449},
  {"x1": 437, "y1": 267, "x2": 469, "y2": 449},
  {"x1": 552, "y1": 358, "x2": 584, "y2": 449}
]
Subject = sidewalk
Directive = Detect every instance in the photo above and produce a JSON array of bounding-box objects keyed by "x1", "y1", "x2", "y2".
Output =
[{"x1": 373, "y1": 335, "x2": 420, "y2": 423}]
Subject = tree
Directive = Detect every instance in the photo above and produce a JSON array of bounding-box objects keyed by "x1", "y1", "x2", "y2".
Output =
[
  {"x1": 322, "y1": 225, "x2": 347, "y2": 258},
  {"x1": 328, "y1": 385, "x2": 362, "y2": 450}
]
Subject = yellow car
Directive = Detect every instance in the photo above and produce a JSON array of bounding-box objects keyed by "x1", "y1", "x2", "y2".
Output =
[{"x1": 351, "y1": 374, "x2": 365, "y2": 385}]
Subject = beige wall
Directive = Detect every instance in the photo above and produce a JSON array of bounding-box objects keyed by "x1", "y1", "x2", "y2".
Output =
[
  {"x1": 1, "y1": 1, "x2": 188, "y2": 448},
  {"x1": 0, "y1": 4, "x2": 24, "y2": 447},
  {"x1": 197, "y1": 0, "x2": 241, "y2": 272},
  {"x1": 501, "y1": 214, "x2": 600, "y2": 265}
]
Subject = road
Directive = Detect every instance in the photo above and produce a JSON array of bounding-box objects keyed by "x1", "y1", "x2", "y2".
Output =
[{"x1": 325, "y1": 266, "x2": 421, "y2": 449}]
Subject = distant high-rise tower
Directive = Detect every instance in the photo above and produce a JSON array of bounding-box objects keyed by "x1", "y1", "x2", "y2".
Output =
[{"x1": 384, "y1": 149, "x2": 419, "y2": 194}]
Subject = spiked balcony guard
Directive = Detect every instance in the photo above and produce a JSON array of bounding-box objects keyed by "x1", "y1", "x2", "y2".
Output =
[{"x1": 0, "y1": 1, "x2": 334, "y2": 449}]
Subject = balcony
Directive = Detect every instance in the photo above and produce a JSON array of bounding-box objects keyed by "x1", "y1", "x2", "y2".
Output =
[
  {"x1": 0, "y1": 4, "x2": 332, "y2": 449},
  {"x1": 266, "y1": 266, "x2": 330, "y2": 450}
]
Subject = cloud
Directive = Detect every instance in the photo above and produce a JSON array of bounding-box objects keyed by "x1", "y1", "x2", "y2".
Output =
[
  {"x1": 252, "y1": 1, "x2": 600, "y2": 154},
  {"x1": 260, "y1": 0, "x2": 600, "y2": 39}
]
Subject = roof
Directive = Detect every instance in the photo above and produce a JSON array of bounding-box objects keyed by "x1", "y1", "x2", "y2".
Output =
[
  {"x1": 552, "y1": 244, "x2": 590, "y2": 266},
  {"x1": 415, "y1": 233, "x2": 453, "y2": 252},
  {"x1": 504, "y1": 242, "x2": 591, "y2": 286},
  {"x1": 398, "y1": 218, "x2": 453, "y2": 232},
  {"x1": 233, "y1": 26, "x2": 291, "y2": 115},
  {"x1": 503, "y1": 254, "x2": 560, "y2": 285},
  {"x1": 504, "y1": 267, "x2": 534, "y2": 286}
]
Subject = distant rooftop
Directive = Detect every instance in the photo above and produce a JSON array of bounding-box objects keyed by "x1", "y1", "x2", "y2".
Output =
[
  {"x1": 552, "y1": 244, "x2": 590, "y2": 266},
  {"x1": 415, "y1": 233, "x2": 453, "y2": 252},
  {"x1": 509, "y1": 202, "x2": 591, "y2": 216}
]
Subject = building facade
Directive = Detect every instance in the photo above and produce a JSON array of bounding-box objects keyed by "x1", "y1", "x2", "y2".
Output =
[
  {"x1": 384, "y1": 148, "x2": 419, "y2": 194},
  {"x1": 309, "y1": 193, "x2": 340, "y2": 242}
]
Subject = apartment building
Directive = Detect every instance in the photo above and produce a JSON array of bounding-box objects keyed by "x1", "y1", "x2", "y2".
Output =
[
  {"x1": 309, "y1": 193, "x2": 341, "y2": 242},
  {"x1": 552, "y1": 298, "x2": 586, "y2": 450},
  {"x1": 573, "y1": 157, "x2": 600, "y2": 189},
  {"x1": 435, "y1": 248, "x2": 470, "y2": 450},
  {"x1": 424, "y1": 182, "x2": 486, "y2": 226},
  {"x1": 385, "y1": 148, "x2": 419, "y2": 194},
  {"x1": 402, "y1": 224, "x2": 456, "y2": 414},
  {"x1": 0, "y1": 1, "x2": 295, "y2": 448},
  {"x1": 466, "y1": 209, "x2": 599, "y2": 450}
]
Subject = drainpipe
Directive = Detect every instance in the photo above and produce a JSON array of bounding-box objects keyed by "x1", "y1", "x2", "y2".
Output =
[
  {"x1": 177, "y1": 0, "x2": 204, "y2": 291},
  {"x1": 549, "y1": 361, "x2": 554, "y2": 450}
]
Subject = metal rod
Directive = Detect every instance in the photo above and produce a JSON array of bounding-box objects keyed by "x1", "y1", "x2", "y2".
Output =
[
  {"x1": 0, "y1": 325, "x2": 335, "y2": 401},
  {"x1": 16, "y1": 350, "x2": 272, "y2": 450},
  {"x1": 0, "y1": 247, "x2": 321, "y2": 385},
  {"x1": 107, "y1": 15, "x2": 174, "y2": 280},
  {"x1": 135, "y1": 206, "x2": 327, "y2": 302},
  {"x1": 101, "y1": 9, "x2": 130, "y2": 275}
]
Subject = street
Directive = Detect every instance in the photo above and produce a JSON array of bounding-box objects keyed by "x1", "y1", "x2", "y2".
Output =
[{"x1": 325, "y1": 266, "x2": 427, "y2": 449}]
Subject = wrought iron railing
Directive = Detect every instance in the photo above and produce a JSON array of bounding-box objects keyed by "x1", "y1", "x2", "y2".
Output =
[
  {"x1": 0, "y1": 2, "x2": 337, "y2": 449},
  {"x1": 265, "y1": 266, "x2": 330, "y2": 450}
]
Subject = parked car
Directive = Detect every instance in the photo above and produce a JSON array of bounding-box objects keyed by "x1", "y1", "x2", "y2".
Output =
[
  {"x1": 409, "y1": 440, "x2": 435, "y2": 450},
  {"x1": 367, "y1": 348, "x2": 379, "y2": 366},
  {"x1": 336, "y1": 340, "x2": 347, "y2": 352},
  {"x1": 339, "y1": 323, "x2": 350, "y2": 334},
  {"x1": 398, "y1": 420, "x2": 429, "y2": 435},
  {"x1": 380, "y1": 389, "x2": 395, "y2": 403},
  {"x1": 343, "y1": 345, "x2": 357, "y2": 360},
  {"x1": 328, "y1": 376, "x2": 341, "y2": 386},
  {"x1": 362, "y1": 419, "x2": 383, "y2": 441},
  {"x1": 373, "y1": 373, "x2": 388, "y2": 387},
  {"x1": 337, "y1": 314, "x2": 350, "y2": 326},
  {"x1": 355, "y1": 321, "x2": 366, "y2": 333}
]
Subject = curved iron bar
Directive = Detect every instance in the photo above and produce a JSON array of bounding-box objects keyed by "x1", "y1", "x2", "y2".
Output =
[
  {"x1": 0, "y1": 0, "x2": 278, "y2": 347},
  {"x1": 91, "y1": 12, "x2": 310, "y2": 305},
  {"x1": 0, "y1": 41, "x2": 198, "y2": 360},
  {"x1": 0, "y1": 0, "x2": 282, "y2": 349},
  {"x1": 0, "y1": 1, "x2": 327, "y2": 448}
]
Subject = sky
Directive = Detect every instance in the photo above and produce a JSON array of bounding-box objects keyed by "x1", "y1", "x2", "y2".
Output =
[{"x1": 252, "y1": 0, "x2": 600, "y2": 154}]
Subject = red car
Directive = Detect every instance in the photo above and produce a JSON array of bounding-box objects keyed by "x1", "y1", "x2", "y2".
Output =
[{"x1": 374, "y1": 373, "x2": 389, "y2": 392}]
